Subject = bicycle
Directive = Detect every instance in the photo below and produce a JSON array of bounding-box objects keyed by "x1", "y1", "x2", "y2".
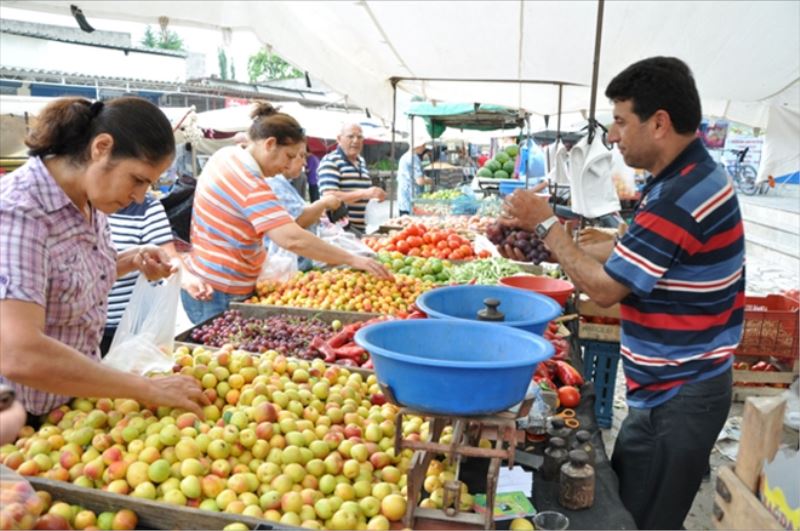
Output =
[{"x1": 721, "y1": 147, "x2": 759, "y2": 195}]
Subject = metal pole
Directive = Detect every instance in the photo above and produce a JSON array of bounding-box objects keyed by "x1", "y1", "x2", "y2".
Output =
[
  {"x1": 556, "y1": 83, "x2": 563, "y2": 143},
  {"x1": 588, "y1": 0, "x2": 605, "y2": 137},
  {"x1": 389, "y1": 81, "x2": 397, "y2": 219}
]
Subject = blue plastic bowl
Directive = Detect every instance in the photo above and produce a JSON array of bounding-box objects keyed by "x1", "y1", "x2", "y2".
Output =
[
  {"x1": 355, "y1": 319, "x2": 554, "y2": 415},
  {"x1": 417, "y1": 285, "x2": 562, "y2": 335}
]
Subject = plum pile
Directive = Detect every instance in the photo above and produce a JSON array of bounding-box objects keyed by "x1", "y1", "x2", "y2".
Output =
[
  {"x1": 188, "y1": 310, "x2": 336, "y2": 358},
  {"x1": 485, "y1": 222, "x2": 553, "y2": 264}
]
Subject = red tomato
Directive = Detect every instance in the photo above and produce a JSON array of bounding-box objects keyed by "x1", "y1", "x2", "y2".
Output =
[
  {"x1": 448, "y1": 240, "x2": 461, "y2": 251},
  {"x1": 407, "y1": 248, "x2": 421, "y2": 257},
  {"x1": 396, "y1": 240, "x2": 410, "y2": 253},
  {"x1": 423, "y1": 233, "x2": 433, "y2": 244},
  {"x1": 406, "y1": 226, "x2": 421, "y2": 237},
  {"x1": 407, "y1": 236, "x2": 423, "y2": 248},
  {"x1": 557, "y1": 386, "x2": 581, "y2": 408},
  {"x1": 436, "y1": 240, "x2": 449, "y2": 251}
]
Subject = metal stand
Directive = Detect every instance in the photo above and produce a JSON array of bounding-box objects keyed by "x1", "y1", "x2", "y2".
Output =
[{"x1": 391, "y1": 402, "x2": 531, "y2": 530}]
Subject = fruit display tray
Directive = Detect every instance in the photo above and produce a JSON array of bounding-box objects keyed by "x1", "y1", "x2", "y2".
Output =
[
  {"x1": 174, "y1": 303, "x2": 379, "y2": 344},
  {"x1": 26, "y1": 475, "x2": 290, "y2": 530}
]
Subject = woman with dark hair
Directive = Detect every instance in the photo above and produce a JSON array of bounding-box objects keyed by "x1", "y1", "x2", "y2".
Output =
[
  {"x1": 182, "y1": 102, "x2": 390, "y2": 324},
  {"x1": 0, "y1": 96, "x2": 209, "y2": 419}
]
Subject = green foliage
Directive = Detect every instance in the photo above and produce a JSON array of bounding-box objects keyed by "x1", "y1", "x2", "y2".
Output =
[
  {"x1": 140, "y1": 25, "x2": 184, "y2": 51},
  {"x1": 247, "y1": 49, "x2": 302, "y2": 83}
]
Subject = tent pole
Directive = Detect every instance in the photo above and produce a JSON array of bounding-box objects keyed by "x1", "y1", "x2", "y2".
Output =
[
  {"x1": 389, "y1": 80, "x2": 398, "y2": 219},
  {"x1": 588, "y1": 0, "x2": 605, "y2": 142},
  {"x1": 556, "y1": 83, "x2": 563, "y2": 143}
]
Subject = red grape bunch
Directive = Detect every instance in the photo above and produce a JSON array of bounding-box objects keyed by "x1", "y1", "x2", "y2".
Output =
[{"x1": 485, "y1": 222, "x2": 553, "y2": 264}]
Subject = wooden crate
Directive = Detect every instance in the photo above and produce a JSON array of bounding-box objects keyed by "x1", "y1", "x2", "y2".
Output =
[
  {"x1": 713, "y1": 396, "x2": 786, "y2": 530},
  {"x1": 26, "y1": 476, "x2": 296, "y2": 530},
  {"x1": 175, "y1": 303, "x2": 378, "y2": 343},
  {"x1": 732, "y1": 368, "x2": 797, "y2": 402},
  {"x1": 577, "y1": 298, "x2": 621, "y2": 341}
]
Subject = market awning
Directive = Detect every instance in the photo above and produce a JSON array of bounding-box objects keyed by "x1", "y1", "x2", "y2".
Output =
[
  {"x1": 406, "y1": 102, "x2": 526, "y2": 138},
  {"x1": 8, "y1": 1, "x2": 798, "y2": 127}
]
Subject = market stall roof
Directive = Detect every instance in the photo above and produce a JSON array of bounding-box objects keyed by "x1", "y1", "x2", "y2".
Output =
[
  {"x1": 406, "y1": 102, "x2": 526, "y2": 138},
  {"x1": 7, "y1": 1, "x2": 798, "y2": 128}
]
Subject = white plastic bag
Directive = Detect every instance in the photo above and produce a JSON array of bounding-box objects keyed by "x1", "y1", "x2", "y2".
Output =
[
  {"x1": 103, "y1": 273, "x2": 180, "y2": 375},
  {"x1": 312, "y1": 222, "x2": 375, "y2": 268},
  {"x1": 258, "y1": 247, "x2": 299, "y2": 283}
]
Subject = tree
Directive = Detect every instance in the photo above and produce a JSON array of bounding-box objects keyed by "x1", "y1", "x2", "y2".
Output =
[
  {"x1": 140, "y1": 25, "x2": 184, "y2": 51},
  {"x1": 247, "y1": 49, "x2": 302, "y2": 83},
  {"x1": 218, "y1": 48, "x2": 229, "y2": 80}
]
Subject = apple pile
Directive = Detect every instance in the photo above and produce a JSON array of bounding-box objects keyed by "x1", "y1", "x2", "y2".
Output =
[
  {"x1": 0, "y1": 478, "x2": 137, "y2": 530},
  {"x1": 374, "y1": 253, "x2": 454, "y2": 283},
  {"x1": 1, "y1": 345, "x2": 474, "y2": 530},
  {"x1": 250, "y1": 270, "x2": 435, "y2": 316}
]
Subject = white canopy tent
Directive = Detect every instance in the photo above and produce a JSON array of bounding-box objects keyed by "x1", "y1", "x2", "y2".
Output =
[{"x1": 7, "y1": 1, "x2": 798, "y2": 124}]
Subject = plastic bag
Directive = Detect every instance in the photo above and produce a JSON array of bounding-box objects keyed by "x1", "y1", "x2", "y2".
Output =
[
  {"x1": 103, "y1": 273, "x2": 180, "y2": 376},
  {"x1": 312, "y1": 221, "x2": 375, "y2": 268},
  {"x1": 259, "y1": 246, "x2": 299, "y2": 283},
  {"x1": 1, "y1": 466, "x2": 45, "y2": 530},
  {"x1": 783, "y1": 379, "x2": 800, "y2": 431}
]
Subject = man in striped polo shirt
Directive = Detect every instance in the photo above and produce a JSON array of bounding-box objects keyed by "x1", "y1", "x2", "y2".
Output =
[
  {"x1": 318, "y1": 123, "x2": 386, "y2": 232},
  {"x1": 502, "y1": 57, "x2": 743, "y2": 529}
]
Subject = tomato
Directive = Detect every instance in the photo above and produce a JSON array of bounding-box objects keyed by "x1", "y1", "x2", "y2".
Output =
[
  {"x1": 478, "y1": 250, "x2": 491, "y2": 259},
  {"x1": 423, "y1": 233, "x2": 433, "y2": 244},
  {"x1": 436, "y1": 240, "x2": 449, "y2": 250},
  {"x1": 458, "y1": 244, "x2": 472, "y2": 256},
  {"x1": 396, "y1": 240, "x2": 410, "y2": 253},
  {"x1": 407, "y1": 236, "x2": 423, "y2": 248},
  {"x1": 407, "y1": 248, "x2": 421, "y2": 257},
  {"x1": 406, "y1": 225, "x2": 421, "y2": 237},
  {"x1": 557, "y1": 386, "x2": 581, "y2": 408}
]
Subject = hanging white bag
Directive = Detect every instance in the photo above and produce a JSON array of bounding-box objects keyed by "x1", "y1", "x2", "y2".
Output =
[{"x1": 102, "y1": 272, "x2": 181, "y2": 375}]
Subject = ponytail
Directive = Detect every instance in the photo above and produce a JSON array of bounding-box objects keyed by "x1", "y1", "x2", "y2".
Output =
[
  {"x1": 248, "y1": 101, "x2": 305, "y2": 146},
  {"x1": 25, "y1": 96, "x2": 175, "y2": 165}
]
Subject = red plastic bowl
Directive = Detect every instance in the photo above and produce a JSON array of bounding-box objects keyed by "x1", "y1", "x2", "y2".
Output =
[{"x1": 499, "y1": 275, "x2": 575, "y2": 307}]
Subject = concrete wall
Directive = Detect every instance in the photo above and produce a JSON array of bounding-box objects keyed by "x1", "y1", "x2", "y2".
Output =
[{"x1": 0, "y1": 33, "x2": 187, "y2": 82}]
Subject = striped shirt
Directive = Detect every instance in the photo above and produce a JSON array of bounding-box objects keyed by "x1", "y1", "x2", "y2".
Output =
[
  {"x1": 0, "y1": 157, "x2": 117, "y2": 415},
  {"x1": 106, "y1": 194, "x2": 172, "y2": 328},
  {"x1": 604, "y1": 139, "x2": 745, "y2": 408},
  {"x1": 186, "y1": 146, "x2": 293, "y2": 295},
  {"x1": 318, "y1": 147, "x2": 371, "y2": 230}
]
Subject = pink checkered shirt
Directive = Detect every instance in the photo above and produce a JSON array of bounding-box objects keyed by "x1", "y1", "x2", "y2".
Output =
[{"x1": 0, "y1": 157, "x2": 117, "y2": 415}]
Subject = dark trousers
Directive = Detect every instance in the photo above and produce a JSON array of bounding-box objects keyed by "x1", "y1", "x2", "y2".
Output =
[
  {"x1": 611, "y1": 369, "x2": 732, "y2": 530},
  {"x1": 399, "y1": 210, "x2": 410, "y2": 216},
  {"x1": 100, "y1": 327, "x2": 116, "y2": 357},
  {"x1": 308, "y1": 184, "x2": 320, "y2": 202}
]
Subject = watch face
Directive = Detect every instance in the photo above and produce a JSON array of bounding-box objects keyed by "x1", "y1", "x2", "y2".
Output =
[{"x1": 535, "y1": 224, "x2": 547, "y2": 239}]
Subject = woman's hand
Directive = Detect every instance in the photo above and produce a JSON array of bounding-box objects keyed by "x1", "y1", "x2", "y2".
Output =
[
  {"x1": 348, "y1": 255, "x2": 393, "y2": 279},
  {"x1": 144, "y1": 375, "x2": 210, "y2": 418},
  {"x1": 135, "y1": 245, "x2": 177, "y2": 281},
  {"x1": 182, "y1": 269, "x2": 214, "y2": 301},
  {"x1": 319, "y1": 195, "x2": 343, "y2": 211}
]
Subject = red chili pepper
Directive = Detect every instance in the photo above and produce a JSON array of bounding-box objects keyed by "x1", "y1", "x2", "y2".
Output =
[
  {"x1": 533, "y1": 375, "x2": 556, "y2": 392},
  {"x1": 535, "y1": 363, "x2": 552, "y2": 380},
  {"x1": 752, "y1": 361, "x2": 769, "y2": 372},
  {"x1": 336, "y1": 358, "x2": 359, "y2": 367},
  {"x1": 554, "y1": 360, "x2": 584, "y2": 386},
  {"x1": 407, "y1": 310, "x2": 427, "y2": 319},
  {"x1": 333, "y1": 345, "x2": 368, "y2": 360},
  {"x1": 310, "y1": 336, "x2": 337, "y2": 363},
  {"x1": 327, "y1": 330, "x2": 352, "y2": 348}
]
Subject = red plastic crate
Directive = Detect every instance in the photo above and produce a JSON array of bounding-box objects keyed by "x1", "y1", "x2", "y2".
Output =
[{"x1": 736, "y1": 295, "x2": 799, "y2": 361}]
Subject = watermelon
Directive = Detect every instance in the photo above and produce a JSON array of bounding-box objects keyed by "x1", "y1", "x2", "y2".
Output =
[
  {"x1": 502, "y1": 160, "x2": 516, "y2": 174},
  {"x1": 505, "y1": 145, "x2": 519, "y2": 158},
  {"x1": 493, "y1": 170, "x2": 510, "y2": 179},
  {"x1": 477, "y1": 167, "x2": 493, "y2": 178},
  {"x1": 494, "y1": 152, "x2": 510, "y2": 164},
  {"x1": 486, "y1": 160, "x2": 501, "y2": 172}
]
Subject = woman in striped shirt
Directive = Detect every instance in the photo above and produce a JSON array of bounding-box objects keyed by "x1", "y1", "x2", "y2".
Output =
[
  {"x1": 182, "y1": 102, "x2": 390, "y2": 324},
  {"x1": 0, "y1": 97, "x2": 208, "y2": 418}
]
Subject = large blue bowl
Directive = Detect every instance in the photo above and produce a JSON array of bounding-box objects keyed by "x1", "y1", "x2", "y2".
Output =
[
  {"x1": 416, "y1": 285, "x2": 562, "y2": 335},
  {"x1": 355, "y1": 319, "x2": 554, "y2": 415}
]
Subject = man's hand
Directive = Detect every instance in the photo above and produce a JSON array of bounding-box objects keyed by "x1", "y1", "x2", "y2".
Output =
[
  {"x1": 497, "y1": 244, "x2": 528, "y2": 262},
  {"x1": 367, "y1": 187, "x2": 387, "y2": 202},
  {"x1": 145, "y1": 375, "x2": 210, "y2": 418},
  {"x1": 135, "y1": 245, "x2": 177, "y2": 281},
  {"x1": 499, "y1": 183, "x2": 554, "y2": 232},
  {"x1": 578, "y1": 227, "x2": 616, "y2": 246},
  {"x1": 349, "y1": 255, "x2": 393, "y2": 279}
]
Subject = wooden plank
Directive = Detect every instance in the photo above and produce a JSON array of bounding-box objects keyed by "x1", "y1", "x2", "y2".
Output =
[
  {"x1": 733, "y1": 370, "x2": 797, "y2": 384},
  {"x1": 734, "y1": 396, "x2": 787, "y2": 492},
  {"x1": 26, "y1": 476, "x2": 299, "y2": 530},
  {"x1": 732, "y1": 386, "x2": 787, "y2": 402},
  {"x1": 578, "y1": 323, "x2": 621, "y2": 342},
  {"x1": 577, "y1": 298, "x2": 621, "y2": 319},
  {"x1": 712, "y1": 466, "x2": 782, "y2": 530}
]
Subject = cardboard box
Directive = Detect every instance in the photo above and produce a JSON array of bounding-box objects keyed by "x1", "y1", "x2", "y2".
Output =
[{"x1": 578, "y1": 297, "x2": 621, "y2": 341}]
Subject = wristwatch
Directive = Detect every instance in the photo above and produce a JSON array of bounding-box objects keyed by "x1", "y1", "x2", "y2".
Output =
[{"x1": 535, "y1": 216, "x2": 559, "y2": 240}]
